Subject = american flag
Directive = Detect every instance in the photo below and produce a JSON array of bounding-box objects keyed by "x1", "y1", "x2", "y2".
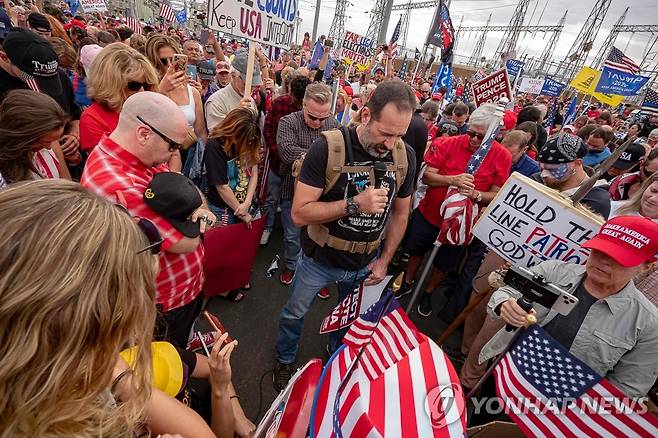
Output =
[
  {"x1": 543, "y1": 97, "x2": 558, "y2": 130},
  {"x1": 604, "y1": 46, "x2": 641, "y2": 75},
  {"x1": 494, "y1": 326, "x2": 658, "y2": 437},
  {"x1": 414, "y1": 48, "x2": 421, "y2": 60},
  {"x1": 310, "y1": 292, "x2": 466, "y2": 437},
  {"x1": 641, "y1": 88, "x2": 658, "y2": 116},
  {"x1": 397, "y1": 53, "x2": 409, "y2": 80},
  {"x1": 125, "y1": 8, "x2": 142, "y2": 34},
  {"x1": 159, "y1": 1, "x2": 177, "y2": 23},
  {"x1": 438, "y1": 99, "x2": 505, "y2": 245},
  {"x1": 388, "y1": 15, "x2": 402, "y2": 56},
  {"x1": 18, "y1": 71, "x2": 40, "y2": 93}
]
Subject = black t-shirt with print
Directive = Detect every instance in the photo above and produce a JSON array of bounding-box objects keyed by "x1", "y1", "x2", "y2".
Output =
[
  {"x1": 204, "y1": 139, "x2": 250, "y2": 211},
  {"x1": 298, "y1": 126, "x2": 416, "y2": 271}
]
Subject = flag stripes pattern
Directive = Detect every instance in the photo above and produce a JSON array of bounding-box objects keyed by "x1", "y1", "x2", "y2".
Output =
[
  {"x1": 388, "y1": 16, "x2": 402, "y2": 56},
  {"x1": 159, "y1": 2, "x2": 177, "y2": 23},
  {"x1": 641, "y1": 89, "x2": 658, "y2": 116},
  {"x1": 494, "y1": 327, "x2": 658, "y2": 438},
  {"x1": 605, "y1": 46, "x2": 641, "y2": 74}
]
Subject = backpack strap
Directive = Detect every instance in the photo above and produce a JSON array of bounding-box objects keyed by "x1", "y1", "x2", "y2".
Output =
[
  {"x1": 391, "y1": 139, "x2": 408, "y2": 192},
  {"x1": 320, "y1": 129, "x2": 346, "y2": 195}
]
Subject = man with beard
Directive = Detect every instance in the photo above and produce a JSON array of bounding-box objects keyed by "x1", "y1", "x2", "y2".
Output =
[
  {"x1": 531, "y1": 132, "x2": 611, "y2": 218},
  {"x1": 273, "y1": 80, "x2": 417, "y2": 390}
]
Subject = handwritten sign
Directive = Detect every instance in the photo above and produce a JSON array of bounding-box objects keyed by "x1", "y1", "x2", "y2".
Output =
[
  {"x1": 471, "y1": 68, "x2": 512, "y2": 107},
  {"x1": 79, "y1": 0, "x2": 107, "y2": 13},
  {"x1": 472, "y1": 173, "x2": 604, "y2": 268},
  {"x1": 207, "y1": 0, "x2": 297, "y2": 49},
  {"x1": 319, "y1": 276, "x2": 391, "y2": 334},
  {"x1": 518, "y1": 77, "x2": 545, "y2": 94},
  {"x1": 340, "y1": 31, "x2": 374, "y2": 68}
]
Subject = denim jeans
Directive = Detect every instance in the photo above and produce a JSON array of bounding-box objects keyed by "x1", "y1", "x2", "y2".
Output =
[
  {"x1": 275, "y1": 253, "x2": 371, "y2": 364},
  {"x1": 263, "y1": 171, "x2": 281, "y2": 231},
  {"x1": 208, "y1": 204, "x2": 239, "y2": 226},
  {"x1": 280, "y1": 199, "x2": 301, "y2": 271}
]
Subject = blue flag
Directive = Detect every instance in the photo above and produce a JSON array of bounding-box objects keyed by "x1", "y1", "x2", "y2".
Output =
[
  {"x1": 563, "y1": 96, "x2": 578, "y2": 125},
  {"x1": 176, "y1": 9, "x2": 187, "y2": 24},
  {"x1": 323, "y1": 57, "x2": 334, "y2": 81},
  {"x1": 540, "y1": 77, "x2": 566, "y2": 97},
  {"x1": 595, "y1": 66, "x2": 650, "y2": 96},
  {"x1": 397, "y1": 54, "x2": 408, "y2": 80},
  {"x1": 432, "y1": 62, "x2": 452, "y2": 94},
  {"x1": 68, "y1": 0, "x2": 79, "y2": 16},
  {"x1": 309, "y1": 40, "x2": 324, "y2": 69}
]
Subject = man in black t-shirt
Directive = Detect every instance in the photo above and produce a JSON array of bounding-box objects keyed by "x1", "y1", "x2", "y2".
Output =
[{"x1": 273, "y1": 81, "x2": 418, "y2": 391}]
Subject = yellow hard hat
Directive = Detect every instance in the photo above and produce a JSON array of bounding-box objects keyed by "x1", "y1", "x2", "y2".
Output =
[{"x1": 120, "y1": 341, "x2": 184, "y2": 397}]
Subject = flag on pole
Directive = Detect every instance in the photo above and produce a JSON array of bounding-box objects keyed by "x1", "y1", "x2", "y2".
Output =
[
  {"x1": 397, "y1": 53, "x2": 409, "y2": 80},
  {"x1": 125, "y1": 8, "x2": 142, "y2": 34},
  {"x1": 438, "y1": 0, "x2": 455, "y2": 63},
  {"x1": 641, "y1": 89, "x2": 658, "y2": 116},
  {"x1": 388, "y1": 15, "x2": 402, "y2": 57},
  {"x1": 604, "y1": 46, "x2": 641, "y2": 74},
  {"x1": 494, "y1": 326, "x2": 658, "y2": 437},
  {"x1": 543, "y1": 98, "x2": 558, "y2": 129},
  {"x1": 159, "y1": 1, "x2": 177, "y2": 23},
  {"x1": 563, "y1": 96, "x2": 578, "y2": 125},
  {"x1": 310, "y1": 292, "x2": 467, "y2": 437},
  {"x1": 175, "y1": 9, "x2": 187, "y2": 24},
  {"x1": 414, "y1": 48, "x2": 421, "y2": 60},
  {"x1": 309, "y1": 39, "x2": 324, "y2": 69}
]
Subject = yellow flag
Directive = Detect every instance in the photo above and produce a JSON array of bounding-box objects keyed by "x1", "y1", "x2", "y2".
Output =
[{"x1": 570, "y1": 67, "x2": 625, "y2": 107}]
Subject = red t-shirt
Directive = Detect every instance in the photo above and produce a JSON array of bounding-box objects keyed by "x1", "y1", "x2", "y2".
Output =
[
  {"x1": 586, "y1": 109, "x2": 601, "y2": 119},
  {"x1": 79, "y1": 103, "x2": 120, "y2": 151},
  {"x1": 419, "y1": 134, "x2": 512, "y2": 227},
  {"x1": 427, "y1": 124, "x2": 438, "y2": 142}
]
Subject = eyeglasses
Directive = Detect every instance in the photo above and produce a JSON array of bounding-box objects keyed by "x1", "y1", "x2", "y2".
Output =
[
  {"x1": 115, "y1": 205, "x2": 164, "y2": 255},
  {"x1": 136, "y1": 115, "x2": 182, "y2": 151},
  {"x1": 127, "y1": 81, "x2": 153, "y2": 92},
  {"x1": 466, "y1": 130, "x2": 486, "y2": 141}
]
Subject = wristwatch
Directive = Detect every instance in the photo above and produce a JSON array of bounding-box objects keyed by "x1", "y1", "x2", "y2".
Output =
[
  {"x1": 475, "y1": 191, "x2": 483, "y2": 203},
  {"x1": 345, "y1": 197, "x2": 360, "y2": 216}
]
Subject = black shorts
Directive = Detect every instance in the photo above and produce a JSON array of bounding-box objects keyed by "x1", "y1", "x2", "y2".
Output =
[
  {"x1": 402, "y1": 208, "x2": 467, "y2": 272},
  {"x1": 156, "y1": 292, "x2": 204, "y2": 349}
]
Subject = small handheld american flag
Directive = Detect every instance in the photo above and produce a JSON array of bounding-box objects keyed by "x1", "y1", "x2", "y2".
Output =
[
  {"x1": 159, "y1": 1, "x2": 177, "y2": 23},
  {"x1": 388, "y1": 15, "x2": 402, "y2": 57}
]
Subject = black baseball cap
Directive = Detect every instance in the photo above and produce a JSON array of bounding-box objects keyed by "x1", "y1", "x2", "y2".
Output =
[
  {"x1": 3, "y1": 28, "x2": 61, "y2": 96},
  {"x1": 613, "y1": 142, "x2": 646, "y2": 170},
  {"x1": 144, "y1": 172, "x2": 203, "y2": 238},
  {"x1": 27, "y1": 12, "x2": 51, "y2": 33}
]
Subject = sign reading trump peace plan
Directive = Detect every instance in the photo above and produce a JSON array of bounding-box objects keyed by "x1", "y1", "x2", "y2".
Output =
[
  {"x1": 207, "y1": 0, "x2": 296, "y2": 49},
  {"x1": 340, "y1": 31, "x2": 374, "y2": 68},
  {"x1": 472, "y1": 173, "x2": 603, "y2": 268}
]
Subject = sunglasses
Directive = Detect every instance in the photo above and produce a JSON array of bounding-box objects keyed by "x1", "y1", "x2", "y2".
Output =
[
  {"x1": 127, "y1": 81, "x2": 152, "y2": 92},
  {"x1": 136, "y1": 115, "x2": 182, "y2": 151},
  {"x1": 305, "y1": 108, "x2": 329, "y2": 122},
  {"x1": 421, "y1": 90, "x2": 431, "y2": 95},
  {"x1": 116, "y1": 205, "x2": 164, "y2": 255},
  {"x1": 466, "y1": 130, "x2": 486, "y2": 141},
  {"x1": 160, "y1": 57, "x2": 172, "y2": 66}
]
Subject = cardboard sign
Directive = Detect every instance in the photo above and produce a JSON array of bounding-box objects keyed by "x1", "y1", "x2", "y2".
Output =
[
  {"x1": 540, "y1": 77, "x2": 566, "y2": 97},
  {"x1": 207, "y1": 0, "x2": 296, "y2": 49},
  {"x1": 319, "y1": 276, "x2": 391, "y2": 334},
  {"x1": 518, "y1": 77, "x2": 545, "y2": 95},
  {"x1": 79, "y1": 0, "x2": 107, "y2": 12},
  {"x1": 471, "y1": 68, "x2": 512, "y2": 107},
  {"x1": 340, "y1": 31, "x2": 374, "y2": 67},
  {"x1": 472, "y1": 173, "x2": 604, "y2": 268}
]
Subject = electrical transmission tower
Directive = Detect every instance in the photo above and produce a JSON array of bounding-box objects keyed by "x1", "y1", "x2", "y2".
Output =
[
  {"x1": 535, "y1": 10, "x2": 568, "y2": 76},
  {"x1": 494, "y1": 0, "x2": 531, "y2": 64},
  {"x1": 327, "y1": 0, "x2": 349, "y2": 45},
  {"x1": 591, "y1": 7, "x2": 629, "y2": 70},
  {"x1": 559, "y1": 0, "x2": 612, "y2": 82},
  {"x1": 366, "y1": 0, "x2": 388, "y2": 44},
  {"x1": 399, "y1": 2, "x2": 413, "y2": 51},
  {"x1": 470, "y1": 13, "x2": 492, "y2": 66},
  {"x1": 453, "y1": 15, "x2": 464, "y2": 55}
]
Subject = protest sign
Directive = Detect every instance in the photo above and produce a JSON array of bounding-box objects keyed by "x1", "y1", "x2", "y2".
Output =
[
  {"x1": 319, "y1": 276, "x2": 392, "y2": 334},
  {"x1": 518, "y1": 77, "x2": 545, "y2": 95},
  {"x1": 79, "y1": 0, "x2": 107, "y2": 13},
  {"x1": 340, "y1": 31, "x2": 374, "y2": 68},
  {"x1": 207, "y1": 0, "x2": 296, "y2": 49},
  {"x1": 471, "y1": 68, "x2": 512, "y2": 107},
  {"x1": 595, "y1": 67, "x2": 650, "y2": 96},
  {"x1": 472, "y1": 173, "x2": 604, "y2": 268},
  {"x1": 540, "y1": 77, "x2": 566, "y2": 97},
  {"x1": 571, "y1": 67, "x2": 625, "y2": 107},
  {"x1": 505, "y1": 59, "x2": 524, "y2": 77}
]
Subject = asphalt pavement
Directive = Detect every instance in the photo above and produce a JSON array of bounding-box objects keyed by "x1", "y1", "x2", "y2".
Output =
[{"x1": 201, "y1": 219, "x2": 463, "y2": 424}]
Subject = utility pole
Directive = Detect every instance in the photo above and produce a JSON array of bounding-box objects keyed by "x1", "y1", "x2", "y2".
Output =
[{"x1": 312, "y1": 0, "x2": 321, "y2": 42}]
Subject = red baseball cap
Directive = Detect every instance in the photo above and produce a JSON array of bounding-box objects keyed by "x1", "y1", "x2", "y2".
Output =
[
  {"x1": 502, "y1": 110, "x2": 518, "y2": 131},
  {"x1": 582, "y1": 216, "x2": 658, "y2": 267}
]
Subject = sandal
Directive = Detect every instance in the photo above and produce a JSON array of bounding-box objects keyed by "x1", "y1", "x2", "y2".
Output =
[
  {"x1": 239, "y1": 282, "x2": 252, "y2": 291},
  {"x1": 217, "y1": 289, "x2": 245, "y2": 302}
]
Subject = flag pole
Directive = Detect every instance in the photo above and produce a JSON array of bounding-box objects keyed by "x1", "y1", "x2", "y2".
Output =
[{"x1": 413, "y1": 45, "x2": 427, "y2": 83}]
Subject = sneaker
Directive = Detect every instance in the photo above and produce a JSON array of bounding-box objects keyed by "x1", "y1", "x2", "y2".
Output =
[
  {"x1": 260, "y1": 229, "x2": 271, "y2": 246},
  {"x1": 316, "y1": 287, "x2": 330, "y2": 299},
  {"x1": 442, "y1": 344, "x2": 467, "y2": 365},
  {"x1": 279, "y1": 269, "x2": 295, "y2": 285},
  {"x1": 393, "y1": 281, "x2": 413, "y2": 299},
  {"x1": 187, "y1": 331, "x2": 216, "y2": 352},
  {"x1": 273, "y1": 361, "x2": 294, "y2": 392},
  {"x1": 418, "y1": 294, "x2": 432, "y2": 317}
]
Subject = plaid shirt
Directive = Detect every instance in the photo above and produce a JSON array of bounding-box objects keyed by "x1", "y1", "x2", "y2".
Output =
[
  {"x1": 277, "y1": 111, "x2": 339, "y2": 200},
  {"x1": 81, "y1": 137, "x2": 204, "y2": 312},
  {"x1": 263, "y1": 94, "x2": 299, "y2": 175},
  {"x1": 636, "y1": 267, "x2": 658, "y2": 307}
]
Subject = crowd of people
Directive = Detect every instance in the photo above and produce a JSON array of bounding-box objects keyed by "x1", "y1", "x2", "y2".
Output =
[{"x1": 1, "y1": 1, "x2": 658, "y2": 436}]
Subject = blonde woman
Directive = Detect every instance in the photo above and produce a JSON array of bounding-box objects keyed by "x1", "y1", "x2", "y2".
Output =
[{"x1": 79, "y1": 43, "x2": 160, "y2": 151}]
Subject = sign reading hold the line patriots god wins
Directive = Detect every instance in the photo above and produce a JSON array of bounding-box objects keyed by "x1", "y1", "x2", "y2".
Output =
[
  {"x1": 472, "y1": 173, "x2": 604, "y2": 268},
  {"x1": 207, "y1": 0, "x2": 296, "y2": 49}
]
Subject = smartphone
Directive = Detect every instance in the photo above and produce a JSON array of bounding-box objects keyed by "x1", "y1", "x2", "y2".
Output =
[
  {"x1": 324, "y1": 39, "x2": 334, "y2": 48},
  {"x1": 503, "y1": 266, "x2": 579, "y2": 316},
  {"x1": 200, "y1": 29, "x2": 210, "y2": 45},
  {"x1": 172, "y1": 54, "x2": 188, "y2": 72},
  {"x1": 186, "y1": 64, "x2": 197, "y2": 81},
  {"x1": 203, "y1": 311, "x2": 235, "y2": 348}
]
